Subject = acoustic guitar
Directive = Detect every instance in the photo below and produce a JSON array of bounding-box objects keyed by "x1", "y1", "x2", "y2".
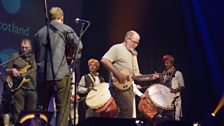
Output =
[
  {"x1": 112, "y1": 69, "x2": 158, "y2": 91},
  {"x1": 6, "y1": 65, "x2": 34, "y2": 92}
]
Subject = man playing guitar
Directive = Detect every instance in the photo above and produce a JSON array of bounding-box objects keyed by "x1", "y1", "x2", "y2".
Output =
[
  {"x1": 101, "y1": 30, "x2": 158, "y2": 118},
  {"x1": 5, "y1": 38, "x2": 37, "y2": 125}
]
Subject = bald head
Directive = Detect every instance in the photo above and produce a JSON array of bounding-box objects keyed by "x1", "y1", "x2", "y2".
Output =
[
  {"x1": 123, "y1": 30, "x2": 140, "y2": 50},
  {"x1": 125, "y1": 30, "x2": 140, "y2": 41}
]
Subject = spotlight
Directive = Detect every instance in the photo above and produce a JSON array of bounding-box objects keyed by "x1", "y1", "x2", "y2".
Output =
[
  {"x1": 135, "y1": 119, "x2": 144, "y2": 126},
  {"x1": 17, "y1": 111, "x2": 53, "y2": 126},
  {"x1": 211, "y1": 94, "x2": 224, "y2": 116},
  {"x1": 193, "y1": 122, "x2": 201, "y2": 126}
]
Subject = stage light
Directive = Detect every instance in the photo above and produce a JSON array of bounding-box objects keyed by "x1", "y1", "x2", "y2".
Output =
[
  {"x1": 17, "y1": 111, "x2": 53, "y2": 126},
  {"x1": 211, "y1": 94, "x2": 224, "y2": 116},
  {"x1": 193, "y1": 122, "x2": 201, "y2": 126}
]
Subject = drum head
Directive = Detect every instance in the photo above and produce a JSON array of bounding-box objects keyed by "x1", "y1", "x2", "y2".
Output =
[
  {"x1": 86, "y1": 83, "x2": 111, "y2": 109},
  {"x1": 147, "y1": 84, "x2": 175, "y2": 110}
]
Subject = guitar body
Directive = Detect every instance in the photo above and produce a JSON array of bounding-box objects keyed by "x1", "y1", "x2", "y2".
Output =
[
  {"x1": 65, "y1": 47, "x2": 74, "y2": 65},
  {"x1": 112, "y1": 69, "x2": 133, "y2": 91},
  {"x1": 111, "y1": 69, "x2": 157, "y2": 91},
  {"x1": 6, "y1": 65, "x2": 31, "y2": 92}
]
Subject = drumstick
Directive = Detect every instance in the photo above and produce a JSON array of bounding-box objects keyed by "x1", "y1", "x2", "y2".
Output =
[{"x1": 76, "y1": 96, "x2": 86, "y2": 102}]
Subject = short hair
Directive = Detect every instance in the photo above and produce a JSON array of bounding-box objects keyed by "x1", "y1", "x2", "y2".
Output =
[
  {"x1": 49, "y1": 7, "x2": 64, "y2": 20},
  {"x1": 125, "y1": 30, "x2": 136, "y2": 39},
  {"x1": 125, "y1": 30, "x2": 140, "y2": 39},
  {"x1": 21, "y1": 38, "x2": 32, "y2": 47},
  {"x1": 88, "y1": 58, "x2": 100, "y2": 68}
]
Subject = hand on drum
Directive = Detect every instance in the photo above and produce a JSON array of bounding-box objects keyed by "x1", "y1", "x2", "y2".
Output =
[
  {"x1": 169, "y1": 87, "x2": 178, "y2": 93},
  {"x1": 140, "y1": 94, "x2": 146, "y2": 99}
]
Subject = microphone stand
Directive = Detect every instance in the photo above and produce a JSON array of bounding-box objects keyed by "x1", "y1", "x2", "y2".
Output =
[
  {"x1": 80, "y1": 22, "x2": 90, "y2": 38},
  {"x1": 0, "y1": 51, "x2": 31, "y2": 67},
  {"x1": 42, "y1": 0, "x2": 57, "y2": 125},
  {"x1": 71, "y1": 20, "x2": 90, "y2": 125}
]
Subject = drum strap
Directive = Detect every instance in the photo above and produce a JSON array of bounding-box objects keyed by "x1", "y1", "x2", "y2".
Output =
[
  {"x1": 84, "y1": 74, "x2": 105, "y2": 88},
  {"x1": 164, "y1": 70, "x2": 176, "y2": 86}
]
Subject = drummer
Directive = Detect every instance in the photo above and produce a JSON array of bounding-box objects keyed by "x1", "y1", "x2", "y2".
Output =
[
  {"x1": 159, "y1": 54, "x2": 185, "y2": 120},
  {"x1": 78, "y1": 58, "x2": 105, "y2": 121}
]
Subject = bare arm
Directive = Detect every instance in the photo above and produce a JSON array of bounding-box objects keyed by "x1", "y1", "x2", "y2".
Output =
[
  {"x1": 133, "y1": 72, "x2": 159, "y2": 81},
  {"x1": 101, "y1": 58, "x2": 126, "y2": 83}
]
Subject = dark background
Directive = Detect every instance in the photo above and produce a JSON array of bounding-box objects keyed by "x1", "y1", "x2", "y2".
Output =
[{"x1": 0, "y1": 0, "x2": 224, "y2": 125}]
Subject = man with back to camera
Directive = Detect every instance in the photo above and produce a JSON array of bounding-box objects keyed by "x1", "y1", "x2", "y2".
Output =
[{"x1": 33, "y1": 7, "x2": 81, "y2": 126}]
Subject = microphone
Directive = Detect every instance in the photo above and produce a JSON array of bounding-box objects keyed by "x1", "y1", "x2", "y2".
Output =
[{"x1": 75, "y1": 18, "x2": 90, "y2": 24}]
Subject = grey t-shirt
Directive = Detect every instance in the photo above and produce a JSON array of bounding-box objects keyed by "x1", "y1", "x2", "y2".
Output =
[{"x1": 102, "y1": 43, "x2": 139, "y2": 74}]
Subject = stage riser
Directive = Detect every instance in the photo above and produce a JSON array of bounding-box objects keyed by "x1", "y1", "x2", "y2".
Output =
[{"x1": 78, "y1": 118, "x2": 193, "y2": 126}]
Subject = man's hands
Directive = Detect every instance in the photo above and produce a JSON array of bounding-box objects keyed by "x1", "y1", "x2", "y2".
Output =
[
  {"x1": 149, "y1": 74, "x2": 160, "y2": 80},
  {"x1": 140, "y1": 94, "x2": 146, "y2": 99},
  {"x1": 11, "y1": 68, "x2": 20, "y2": 77},
  {"x1": 70, "y1": 95, "x2": 80, "y2": 103},
  {"x1": 114, "y1": 70, "x2": 126, "y2": 84},
  {"x1": 170, "y1": 88, "x2": 178, "y2": 93}
]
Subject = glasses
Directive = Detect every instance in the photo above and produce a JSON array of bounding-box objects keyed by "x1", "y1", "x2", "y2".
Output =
[{"x1": 129, "y1": 38, "x2": 139, "y2": 45}]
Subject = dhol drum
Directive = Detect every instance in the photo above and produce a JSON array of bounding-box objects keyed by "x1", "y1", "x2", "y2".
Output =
[
  {"x1": 138, "y1": 83, "x2": 175, "y2": 119},
  {"x1": 86, "y1": 83, "x2": 118, "y2": 118}
]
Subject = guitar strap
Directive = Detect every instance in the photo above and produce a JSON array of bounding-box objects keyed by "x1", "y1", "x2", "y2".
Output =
[
  {"x1": 49, "y1": 24, "x2": 67, "y2": 44},
  {"x1": 49, "y1": 24, "x2": 74, "y2": 51},
  {"x1": 88, "y1": 74, "x2": 95, "y2": 85},
  {"x1": 130, "y1": 50, "x2": 137, "y2": 91},
  {"x1": 130, "y1": 50, "x2": 138, "y2": 76},
  {"x1": 87, "y1": 73, "x2": 104, "y2": 85},
  {"x1": 48, "y1": 24, "x2": 71, "y2": 76}
]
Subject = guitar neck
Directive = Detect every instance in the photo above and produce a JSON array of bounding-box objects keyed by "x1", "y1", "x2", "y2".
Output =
[
  {"x1": 132, "y1": 74, "x2": 152, "y2": 80},
  {"x1": 132, "y1": 73, "x2": 162, "y2": 80}
]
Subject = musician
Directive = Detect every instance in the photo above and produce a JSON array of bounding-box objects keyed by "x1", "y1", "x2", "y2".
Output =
[
  {"x1": 33, "y1": 7, "x2": 80, "y2": 126},
  {"x1": 160, "y1": 54, "x2": 184, "y2": 120},
  {"x1": 78, "y1": 58, "x2": 105, "y2": 120},
  {"x1": 5, "y1": 38, "x2": 37, "y2": 124},
  {"x1": 101, "y1": 30, "x2": 158, "y2": 118}
]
